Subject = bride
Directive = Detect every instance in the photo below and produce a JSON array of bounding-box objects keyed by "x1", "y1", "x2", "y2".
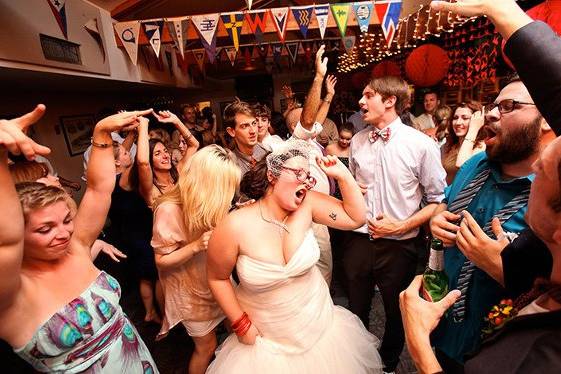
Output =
[{"x1": 206, "y1": 140, "x2": 382, "y2": 373}]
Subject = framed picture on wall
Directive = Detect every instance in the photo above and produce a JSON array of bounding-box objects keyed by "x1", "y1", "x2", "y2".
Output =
[{"x1": 60, "y1": 114, "x2": 96, "y2": 156}]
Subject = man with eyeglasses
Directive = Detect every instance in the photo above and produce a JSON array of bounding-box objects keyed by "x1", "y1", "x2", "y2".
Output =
[
  {"x1": 428, "y1": 73, "x2": 554, "y2": 372},
  {"x1": 346, "y1": 75, "x2": 446, "y2": 373}
]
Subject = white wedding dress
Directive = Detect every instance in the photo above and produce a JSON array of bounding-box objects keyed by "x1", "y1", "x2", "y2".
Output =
[{"x1": 207, "y1": 229, "x2": 382, "y2": 373}]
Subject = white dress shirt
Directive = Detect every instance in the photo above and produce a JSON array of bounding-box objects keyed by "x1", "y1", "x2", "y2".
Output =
[
  {"x1": 414, "y1": 113, "x2": 436, "y2": 130},
  {"x1": 349, "y1": 117, "x2": 446, "y2": 239}
]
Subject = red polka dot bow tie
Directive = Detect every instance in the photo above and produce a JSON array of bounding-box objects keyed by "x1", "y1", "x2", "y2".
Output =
[{"x1": 368, "y1": 128, "x2": 391, "y2": 143}]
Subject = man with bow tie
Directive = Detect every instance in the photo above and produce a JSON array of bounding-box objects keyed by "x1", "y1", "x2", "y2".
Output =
[{"x1": 345, "y1": 75, "x2": 446, "y2": 373}]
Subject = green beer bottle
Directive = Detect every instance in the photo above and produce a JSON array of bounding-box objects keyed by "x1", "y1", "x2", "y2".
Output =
[{"x1": 422, "y1": 238, "x2": 449, "y2": 302}]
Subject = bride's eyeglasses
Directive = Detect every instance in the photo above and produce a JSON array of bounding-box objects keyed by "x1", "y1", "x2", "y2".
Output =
[{"x1": 281, "y1": 166, "x2": 316, "y2": 189}]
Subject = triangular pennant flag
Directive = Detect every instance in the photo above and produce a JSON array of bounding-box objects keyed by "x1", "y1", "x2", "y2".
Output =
[
  {"x1": 286, "y1": 42, "x2": 299, "y2": 64},
  {"x1": 143, "y1": 21, "x2": 164, "y2": 57},
  {"x1": 192, "y1": 49, "x2": 206, "y2": 72},
  {"x1": 221, "y1": 13, "x2": 244, "y2": 51},
  {"x1": 204, "y1": 37, "x2": 217, "y2": 64},
  {"x1": 314, "y1": 5, "x2": 330, "y2": 40},
  {"x1": 84, "y1": 18, "x2": 105, "y2": 62},
  {"x1": 115, "y1": 21, "x2": 140, "y2": 65},
  {"x1": 225, "y1": 47, "x2": 237, "y2": 66},
  {"x1": 330, "y1": 3, "x2": 350, "y2": 37},
  {"x1": 298, "y1": 42, "x2": 306, "y2": 55},
  {"x1": 166, "y1": 17, "x2": 189, "y2": 58},
  {"x1": 46, "y1": 0, "x2": 68, "y2": 38},
  {"x1": 245, "y1": 10, "x2": 269, "y2": 44},
  {"x1": 243, "y1": 46, "x2": 253, "y2": 66},
  {"x1": 342, "y1": 35, "x2": 356, "y2": 53},
  {"x1": 245, "y1": 0, "x2": 253, "y2": 10},
  {"x1": 176, "y1": 50, "x2": 188, "y2": 74},
  {"x1": 192, "y1": 13, "x2": 220, "y2": 49},
  {"x1": 291, "y1": 6, "x2": 314, "y2": 39},
  {"x1": 269, "y1": 7, "x2": 290, "y2": 43},
  {"x1": 353, "y1": 2, "x2": 374, "y2": 34},
  {"x1": 375, "y1": 0, "x2": 402, "y2": 47},
  {"x1": 257, "y1": 44, "x2": 269, "y2": 61}
]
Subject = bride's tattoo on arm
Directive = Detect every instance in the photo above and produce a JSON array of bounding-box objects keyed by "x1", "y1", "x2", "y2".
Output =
[{"x1": 329, "y1": 212, "x2": 337, "y2": 221}]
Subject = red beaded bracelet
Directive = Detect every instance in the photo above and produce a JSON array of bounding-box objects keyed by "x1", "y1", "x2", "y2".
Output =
[{"x1": 232, "y1": 312, "x2": 252, "y2": 336}]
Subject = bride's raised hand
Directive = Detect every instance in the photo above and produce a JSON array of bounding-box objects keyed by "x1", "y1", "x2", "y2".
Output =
[
  {"x1": 238, "y1": 323, "x2": 261, "y2": 345},
  {"x1": 316, "y1": 155, "x2": 348, "y2": 181}
]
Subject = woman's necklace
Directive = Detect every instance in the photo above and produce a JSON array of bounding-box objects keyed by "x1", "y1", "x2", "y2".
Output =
[{"x1": 259, "y1": 200, "x2": 289, "y2": 234}]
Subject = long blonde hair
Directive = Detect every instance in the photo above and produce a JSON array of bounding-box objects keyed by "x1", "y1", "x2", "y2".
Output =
[{"x1": 155, "y1": 145, "x2": 241, "y2": 235}]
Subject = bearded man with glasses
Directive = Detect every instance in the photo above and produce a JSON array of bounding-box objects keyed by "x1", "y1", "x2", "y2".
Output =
[{"x1": 428, "y1": 74, "x2": 554, "y2": 372}]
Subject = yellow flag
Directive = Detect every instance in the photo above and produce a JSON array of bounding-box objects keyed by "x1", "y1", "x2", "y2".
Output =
[{"x1": 330, "y1": 3, "x2": 350, "y2": 37}]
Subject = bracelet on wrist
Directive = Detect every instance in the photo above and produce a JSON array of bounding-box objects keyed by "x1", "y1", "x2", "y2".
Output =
[
  {"x1": 322, "y1": 99, "x2": 332, "y2": 104},
  {"x1": 464, "y1": 137, "x2": 476, "y2": 143},
  {"x1": 91, "y1": 137, "x2": 112, "y2": 148},
  {"x1": 232, "y1": 312, "x2": 252, "y2": 336}
]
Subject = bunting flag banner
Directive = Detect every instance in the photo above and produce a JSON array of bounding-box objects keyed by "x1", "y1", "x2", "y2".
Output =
[
  {"x1": 192, "y1": 49, "x2": 206, "y2": 72},
  {"x1": 166, "y1": 17, "x2": 189, "y2": 58},
  {"x1": 269, "y1": 7, "x2": 289, "y2": 42},
  {"x1": 314, "y1": 5, "x2": 330, "y2": 40},
  {"x1": 192, "y1": 13, "x2": 220, "y2": 49},
  {"x1": 298, "y1": 42, "x2": 305, "y2": 55},
  {"x1": 46, "y1": 0, "x2": 68, "y2": 38},
  {"x1": 291, "y1": 6, "x2": 314, "y2": 39},
  {"x1": 245, "y1": 10, "x2": 269, "y2": 44},
  {"x1": 353, "y1": 2, "x2": 374, "y2": 33},
  {"x1": 330, "y1": 3, "x2": 351, "y2": 37},
  {"x1": 115, "y1": 21, "x2": 140, "y2": 65},
  {"x1": 375, "y1": 0, "x2": 402, "y2": 46},
  {"x1": 221, "y1": 13, "x2": 244, "y2": 51},
  {"x1": 286, "y1": 42, "x2": 299, "y2": 64},
  {"x1": 143, "y1": 21, "x2": 164, "y2": 57},
  {"x1": 245, "y1": 0, "x2": 253, "y2": 10},
  {"x1": 342, "y1": 35, "x2": 356, "y2": 53},
  {"x1": 225, "y1": 47, "x2": 237, "y2": 66}
]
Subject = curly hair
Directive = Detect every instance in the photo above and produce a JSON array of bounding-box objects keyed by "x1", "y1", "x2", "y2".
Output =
[{"x1": 16, "y1": 182, "x2": 77, "y2": 222}]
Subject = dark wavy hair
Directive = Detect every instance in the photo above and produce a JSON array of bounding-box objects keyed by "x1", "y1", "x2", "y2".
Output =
[
  {"x1": 444, "y1": 100, "x2": 484, "y2": 152},
  {"x1": 239, "y1": 157, "x2": 270, "y2": 200},
  {"x1": 129, "y1": 138, "x2": 178, "y2": 192}
]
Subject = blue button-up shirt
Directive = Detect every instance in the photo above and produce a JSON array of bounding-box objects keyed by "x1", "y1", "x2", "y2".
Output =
[{"x1": 433, "y1": 152, "x2": 533, "y2": 363}]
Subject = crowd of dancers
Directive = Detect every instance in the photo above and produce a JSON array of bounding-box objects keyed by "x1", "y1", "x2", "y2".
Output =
[{"x1": 0, "y1": 1, "x2": 560, "y2": 373}]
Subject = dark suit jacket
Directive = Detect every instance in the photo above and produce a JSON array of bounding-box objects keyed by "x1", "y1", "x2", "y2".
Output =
[
  {"x1": 465, "y1": 309, "x2": 561, "y2": 373},
  {"x1": 499, "y1": 21, "x2": 560, "y2": 296}
]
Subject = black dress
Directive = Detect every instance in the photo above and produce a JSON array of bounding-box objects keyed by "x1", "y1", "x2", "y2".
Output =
[{"x1": 106, "y1": 174, "x2": 158, "y2": 281}]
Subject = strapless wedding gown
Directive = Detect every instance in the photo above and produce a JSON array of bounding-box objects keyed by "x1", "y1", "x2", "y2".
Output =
[{"x1": 207, "y1": 229, "x2": 382, "y2": 373}]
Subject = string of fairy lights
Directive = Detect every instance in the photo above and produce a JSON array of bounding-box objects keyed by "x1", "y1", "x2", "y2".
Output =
[{"x1": 337, "y1": 5, "x2": 480, "y2": 73}]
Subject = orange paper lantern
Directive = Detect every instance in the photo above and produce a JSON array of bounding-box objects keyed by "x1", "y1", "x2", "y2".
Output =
[
  {"x1": 371, "y1": 61, "x2": 401, "y2": 78},
  {"x1": 405, "y1": 44, "x2": 450, "y2": 87}
]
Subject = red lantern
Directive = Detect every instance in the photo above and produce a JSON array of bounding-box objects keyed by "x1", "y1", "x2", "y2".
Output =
[
  {"x1": 405, "y1": 44, "x2": 450, "y2": 87},
  {"x1": 351, "y1": 71, "x2": 370, "y2": 89},
  {"x1": 371, "y1": 61, "x2": 401, "y2": 78}
]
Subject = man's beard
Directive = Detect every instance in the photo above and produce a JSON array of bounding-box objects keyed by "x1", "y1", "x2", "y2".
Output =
[{"x1": 486, "y1": 115, "x2": 542, "y2": 164}]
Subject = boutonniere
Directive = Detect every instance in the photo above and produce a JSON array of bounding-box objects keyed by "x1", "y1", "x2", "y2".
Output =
[{"x1": 481, "y1": 299, "x2": 517, "y2": 338}]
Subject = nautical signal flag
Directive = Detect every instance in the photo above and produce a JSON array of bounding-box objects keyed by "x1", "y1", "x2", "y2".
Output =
[
  {"x1": 330, "y1": 3, "x2": 351, "y2": 37},
  {"x1": 245, "y1": 10, "x2": 269, "y2": 44},
  {"x1": 353, "y1": 1, "x2": 374, "y2": 34},
  {"x1": 375, "y1": 0, "x2": 402, "y2": 47},
  {"x1": 221, "y1": 13, "x2": 244, "y2": 51},
  {"x1": 314, "y1": 5, "x2": 330, "y2": 40},
  {"x1": 46, "y1": 0, "x2": 68, "y2": 39},
  {"x1": 291, "y1": 6, "x2": 314, "y2": 39},
  {"x1": 114, "y1": 21, "x2": 140, "y2": 65},
  {"x1": 269, "y1": 7, "x2": 290, "y2": 42}
]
